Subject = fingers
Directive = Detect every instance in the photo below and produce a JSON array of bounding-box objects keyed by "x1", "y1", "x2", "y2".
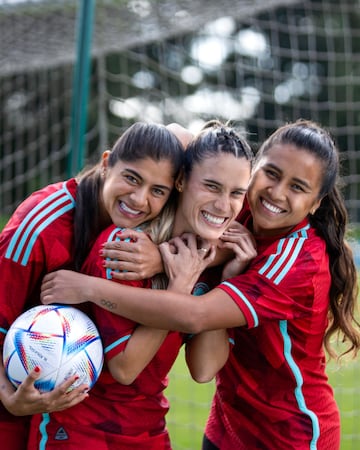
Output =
[
  {"x1": 221, "y1": 240, "x2": 257, "y2": 260},
  {"x1": 198, "y1": 247, "x2": 209, "y2": 255},
  {"x1": 16, "y1": 366, "x2": 42, "y2": 392},
  {"x1": 102, "y1": 229, "x2": 149, "y2": 254},
  {"x1": 57, "y1": 374, "x2": 85, "y2": 393},
  {"x1": 39, "y1": 379, "x2": 89, "y2": 413},
  {"x1": 203, "y1": 245, "x2": 216, "y2": 264},
  {"x1": 109, "y1": 270, "x2": 144, "y2": 281},
  {"x1": 221, "y1": 226, "x2": 257, "y2": 247},
  {"x1": 54, "y1": 387, "x2": 89, "y2": 411},
  {"x1": 113, "y1": 229, "x2": 143, "y2": 242},
  {"x1": 168, "y1": 233, "x2": 211, "y2": 256},
  {"x1": 9, "y1": 369, "x2": 89, "y2": 415}
]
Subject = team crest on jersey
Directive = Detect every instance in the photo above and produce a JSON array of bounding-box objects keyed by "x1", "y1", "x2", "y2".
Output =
[
  {"x1": 192, "y1": 282, "x2": 210, "y2": 296},
  {"x1": 54, "y1": 426, "x2": 69, "y2": 440}
]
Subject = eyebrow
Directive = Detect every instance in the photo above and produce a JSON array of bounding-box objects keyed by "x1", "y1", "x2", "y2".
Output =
[
  {"x1": 265, "y1": 163, "x2": 312, "y2": 191},
  {"x1": 124, "y1": 168, "x2": 172, "y2": 191}
]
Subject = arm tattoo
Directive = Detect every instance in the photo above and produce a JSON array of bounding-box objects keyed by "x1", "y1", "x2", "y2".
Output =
[{"x1": 100, "y1": 298, "x2": 117, "y2": 311}]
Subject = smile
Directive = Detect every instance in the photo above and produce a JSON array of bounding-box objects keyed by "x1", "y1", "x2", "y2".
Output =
[
  {"x1": 119, "y1": 201, "x2": 143, "y2": 216},
  {"x1": 201, "y1": 211, "x2": 227, "y2": 226},
  {"x1": 261, "y1": 199, "x2": 284, "y2": 214}
]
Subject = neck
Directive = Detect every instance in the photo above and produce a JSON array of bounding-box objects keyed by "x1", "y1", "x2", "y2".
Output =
[{"x1": 171, "y1": 213, "x2": 186, "y2": 238}]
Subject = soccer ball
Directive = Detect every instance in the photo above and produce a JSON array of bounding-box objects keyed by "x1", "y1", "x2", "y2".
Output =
[{"x1": 3, "y1": 304, "x2": 104, "y2": 393}]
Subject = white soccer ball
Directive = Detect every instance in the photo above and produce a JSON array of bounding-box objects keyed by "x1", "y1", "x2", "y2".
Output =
[{"x1": 3, "y1": 304, "x2": 104, "y2": 393}]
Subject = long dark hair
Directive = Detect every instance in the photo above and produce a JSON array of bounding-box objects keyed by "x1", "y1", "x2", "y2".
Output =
[
  {"x1": 73, "y1": 122, "x2": 184, "y2": 270},
  {"x1": 259, "y1": 119, "x2": 360, "y2": 360}
]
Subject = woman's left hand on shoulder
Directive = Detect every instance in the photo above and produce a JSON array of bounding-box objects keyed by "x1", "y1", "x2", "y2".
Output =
[{"x1": 219, "y1": 223, "x2": 257, "y2": 280}]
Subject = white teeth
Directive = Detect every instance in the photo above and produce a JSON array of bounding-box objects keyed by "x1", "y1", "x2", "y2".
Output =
[
  {"x1": 262, "y1": 199, "x2": 283, "y2": 214},
  {"x1": 202, "y1": 211, "x2": 226, "y2": 225},
  {"x1": 120, "y1": 202, "x2": 141, "y2": 215}
]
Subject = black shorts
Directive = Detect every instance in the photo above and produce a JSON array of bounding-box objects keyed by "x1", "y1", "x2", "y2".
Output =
[{"x1": 202, "y1": 434, "x2": 219, "y2": 450}]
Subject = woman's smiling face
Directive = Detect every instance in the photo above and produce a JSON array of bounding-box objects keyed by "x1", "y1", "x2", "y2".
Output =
[
  {"x1": 101, "y1": 155, "x2": 175, "y2": 229},
  {"x1": 247, "y1": 143, "x2": 323, "y2": 237},
  {"x1": 174, "y1": 153, "x2": 251, "y2": 241}
]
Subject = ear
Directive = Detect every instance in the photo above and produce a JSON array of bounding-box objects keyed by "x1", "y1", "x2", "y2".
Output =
[
  {"x1": 175, "y1": 170, "x2": 185, "y2": 192},
  {"x1": 310, "y1": 197, "x2": 322, "y2": 215},
  {"x1": 101, "y1": 150, "x2": 111, "y2": 170}
]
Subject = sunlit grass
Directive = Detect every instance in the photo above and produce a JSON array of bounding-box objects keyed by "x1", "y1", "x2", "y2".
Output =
[{"x1": 168, "y1": 339, "x2": 360, "y2": 449}]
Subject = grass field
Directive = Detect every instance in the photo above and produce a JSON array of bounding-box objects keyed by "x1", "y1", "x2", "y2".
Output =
[
  {"x1": 0, "y1": 216, "x2": 8, "y2": 230},
  {"x1": 167, "y1": 347, "x2": 360, "y2": 450}
]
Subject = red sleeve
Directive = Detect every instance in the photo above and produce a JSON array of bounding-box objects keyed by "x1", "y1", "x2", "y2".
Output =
[
  {"x1": 81, "y1": 224, "x2": 151, "y2": 361},
  {"x1": 0, "y1": 181, "x2": 75, "y2": 347},
  {"x1": 218, "y1": 234, "x2": 330, "y2": 329}
]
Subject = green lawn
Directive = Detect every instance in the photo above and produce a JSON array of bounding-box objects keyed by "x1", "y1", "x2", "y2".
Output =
[
  {"x1": 167, "y1": 347, "x2": 214, "y2": 450},
  {"x1": 0, "y1": 216, "x2": 9, "y2": 230},
  {"x1": 167, "y1": 347, "x2": 360, "y2": 450}
]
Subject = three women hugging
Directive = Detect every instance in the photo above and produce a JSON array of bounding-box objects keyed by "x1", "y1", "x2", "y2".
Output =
[{"x1": 1, "y1": 119, "x2": 359, "y2": 449}]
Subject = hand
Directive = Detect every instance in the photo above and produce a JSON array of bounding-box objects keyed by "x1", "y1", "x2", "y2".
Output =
[
  {"x1": 101, "y1": 229, "x2": 163, "y2": 281},
  {"x1": 219, "y1": 224, "x2": 257, "y2": 280},
  {"x1": 159, "y1": 233, "x2": 215, "y2": 294},
  {"x1": 41, "y1": 270, "x2": 93, "y2": 305},
  {"x1": 2, "y1": 367, "x2": 88, "y2": 416}
]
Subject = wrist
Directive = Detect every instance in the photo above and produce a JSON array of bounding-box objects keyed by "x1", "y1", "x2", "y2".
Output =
[{"x1": 167, "y1": 279, "x2": 193, "y2": 294}]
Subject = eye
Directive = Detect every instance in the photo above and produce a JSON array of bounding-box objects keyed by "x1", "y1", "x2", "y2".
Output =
[
  {"x1": 291, "y1": 183, "x2": 305, "y2": 193},
  {"x1": 152, "y1": 187, "x2": 166, "y2": 197},
  {"x1": 264, "y1": 168, "x2": 278, "y2": 179},
  {"x1": 125, "y1": 174, "x2": 139, "y2": 184},
  {"x1": 232, "y1": 190, "x2": 246, "y2": 198},
  {"x1": 205, "y1": 183, "x2": 219, "y2": 192}
]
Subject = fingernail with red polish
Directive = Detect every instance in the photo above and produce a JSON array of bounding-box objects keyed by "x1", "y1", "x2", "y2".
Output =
[{"x1": 34, "y1": 366, "x2": 40, "y2": 373}]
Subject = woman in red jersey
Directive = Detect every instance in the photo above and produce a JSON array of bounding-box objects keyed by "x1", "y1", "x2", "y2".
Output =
[
  {"x1": 41, "y1": 119, "x2": 360, "y2": 450},
  {"x1": 0, "y1": 122, "x2": 184, "y2": 450},
  {"x1": 30, "y1": 121, "x2": 255, "y2": 449}
]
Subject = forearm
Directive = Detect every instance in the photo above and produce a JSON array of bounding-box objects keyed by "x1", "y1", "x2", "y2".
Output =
[
  {"x1": 185, "y1": 330, "x2": 230, "y2": 383},
  {"x1": 90, "y1": 277, "x2": 199, "y2": 332},
  {"x1": 41, "y1": 271, "x2": 247, "y2": 332},
  {"x1": 108, "y1": 326, "x2": 168, "y2": 385}
]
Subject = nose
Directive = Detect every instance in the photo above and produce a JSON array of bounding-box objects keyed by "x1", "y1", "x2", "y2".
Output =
[
  {"x1": 213, "y1": 193, "x2": 231, "y2": 213},
  {"x1": 268, "y1": 181, "x2": 287, "y2": 201},
  {"x1": 129, "y1": 187, "x2": 148, "y2": 208}
]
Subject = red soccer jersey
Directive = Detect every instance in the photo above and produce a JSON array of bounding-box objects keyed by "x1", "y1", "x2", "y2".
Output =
[
  {"x1": 29, "y1": 224, "x2": 222, "y2": 449},
  {"x1": 0, "y1": 179, "x2": 77, "y2": 450},
  {"x1": 204, "y1": 202, "x2": 340, "y2": 450}
]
